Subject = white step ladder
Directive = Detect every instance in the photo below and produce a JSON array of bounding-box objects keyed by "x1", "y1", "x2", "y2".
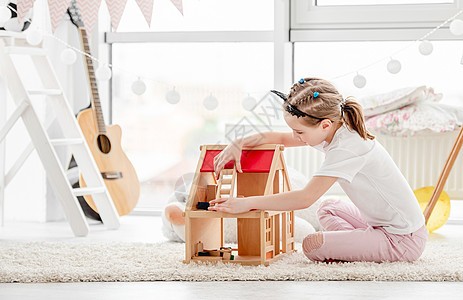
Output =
[{"x1": 0, "y1": 32, "x2": 120, "y2": 236}]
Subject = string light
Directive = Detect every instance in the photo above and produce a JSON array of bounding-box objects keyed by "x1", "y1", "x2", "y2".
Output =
[
  {"x1": 26, "y1": 29, "x2": 43, "y2": 45},
  {"x1": 387, "y1": 58, "x2": 402, "y2": 74},
  {"x1": 449, "y1": 18, "x2": 463, "y2": 35},
  {"x1": 418, "y1": 40, "x2": 434, "y2": 56},
  {"x1": 1, "y1": 3, "x2": 259, "y2": 109},
  {"x1": 331, "y1": 9, "x2": 463, "y2": 87},
  {"x1": 353, "y1": 73, "x2": 366, "y2": 89},
  {"x1": 165, "y1": 87, "x2": 180, "y2": 104},
  {"x1": 60, "y1": 48, "x2": 77, "y2": 65},
  {"x1": 242, "y1": 94, "x2": 257, "y2": 111},
  {"x1": 6, "y1": 3, "x2": 463, "y2": 95},
  {"x1": 95, "y1": 64, "x2": 112, "y2": 81},
  {"x1": 131, "y1": 78, "x2": 146, "y2": 96},
  {"x1": 203, "y1": 94, "x2": 218, "y2": 110}
]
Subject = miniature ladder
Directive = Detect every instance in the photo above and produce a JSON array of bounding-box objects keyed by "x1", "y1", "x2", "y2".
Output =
[
  {"x1": 0, "y1": 35, "x2": 120, "y2": 236},
  {"x1": 216, "y1": 167, "x2": 236, "y2": 198}
]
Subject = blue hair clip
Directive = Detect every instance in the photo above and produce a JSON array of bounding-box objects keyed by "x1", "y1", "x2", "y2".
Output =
[
  {"x1": 298, "y1": 78, "x2": 305, "y2": 84},
  {"x1": 313, "y1": 92, "x2": 319, "y2": 98}
]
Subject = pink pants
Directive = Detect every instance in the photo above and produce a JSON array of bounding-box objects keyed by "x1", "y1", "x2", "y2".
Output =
[{"x1": 303, "y1": 199, "x2": 428, "y2": 263}]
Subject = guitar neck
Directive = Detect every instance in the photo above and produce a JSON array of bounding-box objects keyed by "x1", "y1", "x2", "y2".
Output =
[{"x1": 79, "y1": 27, "x2": 106, "y2": 134}]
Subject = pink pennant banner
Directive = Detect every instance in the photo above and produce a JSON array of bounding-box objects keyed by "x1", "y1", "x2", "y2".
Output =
[
  {"x1": 48, "y1": 0, "x2": 73, "y2": 33},
  {"x1": 170, "y1": 0, "x2": 183, "y2": 15},
  {"x1": 135, "y1": 0, "x2": 154, "y2": 27},
  {"x1": 105, "y1": 0, "x2": 127, "y2": 31},
  {"x1": 76, "y1": 0, "x2": 102, "y2": 36},
  {"x1": 17, "y1": 0, "x2": 36, "y2": 22}
]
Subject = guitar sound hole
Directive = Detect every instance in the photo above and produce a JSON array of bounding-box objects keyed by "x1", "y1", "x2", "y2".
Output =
[{"x1": 97, "y1": 134, "x2": 111, "y2": 154}]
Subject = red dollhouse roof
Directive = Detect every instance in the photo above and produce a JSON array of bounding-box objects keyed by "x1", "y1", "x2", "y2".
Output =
[{"x1": 200, "y1": 150, "x2": 275, "y2": 173}]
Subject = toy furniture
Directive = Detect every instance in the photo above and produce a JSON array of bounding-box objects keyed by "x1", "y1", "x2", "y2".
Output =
[{"x1": 184, "y1": 144, "x2": 295, "y2": 266}]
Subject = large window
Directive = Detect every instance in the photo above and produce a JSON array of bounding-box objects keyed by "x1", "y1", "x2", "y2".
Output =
[
  {"x1": 316, "y1": 0, "x2": 454, "y2": 5},
  {"x1": 292, "y1": 0, "x2": 463, "y2": 32},
  {"x1": 117, "y1": 0, "x2": 273, "y2": 32},
  {"x1": 107, "y1": 0, "x2": 463, "y2": 213},
  {"x1": 294, "y1": 41, "x2": 463, "y2": 103},
  {"x1": 294, "y1": 40, "x2": 463, "y2": 218},
  {"x1": 108, "y1": 1, "x2": 275, "y2": 212},
  {"x1": 111, "y1": 41, "x2": 274, "y2": 211}
]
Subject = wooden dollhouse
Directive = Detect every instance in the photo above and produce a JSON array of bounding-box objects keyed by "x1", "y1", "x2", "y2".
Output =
[{"x1": 184, "y1": 144, "x2": 295, "y2": 266}]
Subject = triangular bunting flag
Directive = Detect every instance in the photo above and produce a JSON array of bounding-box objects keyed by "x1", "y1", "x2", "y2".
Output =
[
  {"x1": 76, "y1": 0, "x2": 102, "y2": 37},
  {"x1": 17, "y1": 0, "x2": 36, "y2": 22},
  {"x1": 48, "y1": 0, "x2": 73, "y2": 33},
  {"x1": 135, "y1": 0, "x2": 154, "y2": 27},
  {"x1": 105, "y1": 0, "x2": 128, "y2": 31},
  {"x1": 170, "y1": 0, "x2": 183, "y2": 16}
]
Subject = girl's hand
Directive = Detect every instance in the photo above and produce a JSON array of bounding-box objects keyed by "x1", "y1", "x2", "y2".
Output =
[
  {"x1": 208, "y1": 197, "x2": 251, "y2": 214},
  {"x1": 213, "y1": 142, "x2": 244, "y2": 179}
]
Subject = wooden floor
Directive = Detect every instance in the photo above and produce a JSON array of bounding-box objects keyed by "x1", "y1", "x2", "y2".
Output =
[{"x1": 1, "y1": 215, "x2": 463, "y2": 299}]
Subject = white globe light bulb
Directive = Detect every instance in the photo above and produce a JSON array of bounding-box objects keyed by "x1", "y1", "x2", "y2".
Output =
[
  {"x1": 203, "y1": 94, "x2": 218, "y2": 110},
  {"x1": 26, "y1": 29, "x2": 43, "y2": 46},
  {"x1": 166, "y1": 88, "x2": 180, "y2": 104},
  {"x1": 0, "y1": 6, "x2": 11, "y2": 23},
  {"x1": 450, "y1": 19, "x2": 463, "y2": 36},
  {"x1": 387, "y1": 59, "x2": 401, "y2": 74},
  {"x1": 353, "y1": 73, "x2": 366, "y2": 89},
  {"x1": 242, "y1": 95, "x2": 257, "y2": 111},
  {"x1": 60, "y1": 48, "x2": 77, "y2": 65},
  {"x1": 131, "y1": 79, "x2": 146, "y2": 96},
  {"x1": 95, "y1": 65, "x2": 112, "y2": 81},
  {"x1": 419, "y1": 40, "x2": 433, "y2": 56}
]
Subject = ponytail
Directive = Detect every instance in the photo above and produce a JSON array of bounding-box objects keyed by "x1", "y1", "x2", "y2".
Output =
[
  {"x1": 285, "y1": 77, "x2": 375, "y2": 140},
  {"x1": 342, "y1": 97, "x2": 375, "y2": 140}
]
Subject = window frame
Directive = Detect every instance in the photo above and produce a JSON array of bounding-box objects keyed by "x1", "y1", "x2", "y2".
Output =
[
  {"x1": 105, "y1": 31, "x2": 273, "y2": 43},
  {"x1": 103, "y1": 0, "x2": 463, "y2": 213},
  {"x1": 103, "y1": 4, "x2": 284, "y2": 213},
  {"x1": 291, "y1": 0, "x2": 463, "y2": 41}
]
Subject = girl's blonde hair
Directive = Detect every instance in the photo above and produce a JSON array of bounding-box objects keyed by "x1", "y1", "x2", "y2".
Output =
[{"x1": 285, "y1": 77, "x2": 374, "y2": 140}]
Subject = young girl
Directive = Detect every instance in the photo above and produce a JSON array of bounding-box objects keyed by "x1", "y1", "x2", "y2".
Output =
[{"x1": 209, "y1": 77, "x2": 428, "y2": 263}]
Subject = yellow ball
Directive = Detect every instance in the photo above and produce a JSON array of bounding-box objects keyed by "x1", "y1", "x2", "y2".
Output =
[{"x1": 414, "y1": 186, "x2": 451, "y2": 232}]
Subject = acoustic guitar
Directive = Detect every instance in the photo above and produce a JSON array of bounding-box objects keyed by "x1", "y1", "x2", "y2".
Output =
[{"x1": 67, "y1": 2, "x2": 140, "y2": 216}]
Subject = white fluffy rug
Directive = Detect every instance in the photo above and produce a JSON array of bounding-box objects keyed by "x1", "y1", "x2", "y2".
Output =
[{"x1": 1, "y1": 239, "x2": 462, "y2": 283}]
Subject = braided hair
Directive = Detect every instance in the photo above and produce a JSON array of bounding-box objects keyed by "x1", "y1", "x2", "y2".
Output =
[{"x1": 281, "y1": 77, "x2": 374, "y2": 141}]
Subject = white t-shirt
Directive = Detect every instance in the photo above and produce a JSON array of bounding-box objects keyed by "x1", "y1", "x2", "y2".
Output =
[{"x1": 313, "y1": 125, "x2": 425, "y2": 234}]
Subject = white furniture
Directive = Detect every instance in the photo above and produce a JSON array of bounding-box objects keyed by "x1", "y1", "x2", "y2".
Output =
[{"x1": 0, "y1": 32, "x2": 119, "y2": 236}]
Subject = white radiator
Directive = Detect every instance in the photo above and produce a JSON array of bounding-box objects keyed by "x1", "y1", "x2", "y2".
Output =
[{"x1": 284, "y1": 130, "x2": 463, "y2": 199}]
